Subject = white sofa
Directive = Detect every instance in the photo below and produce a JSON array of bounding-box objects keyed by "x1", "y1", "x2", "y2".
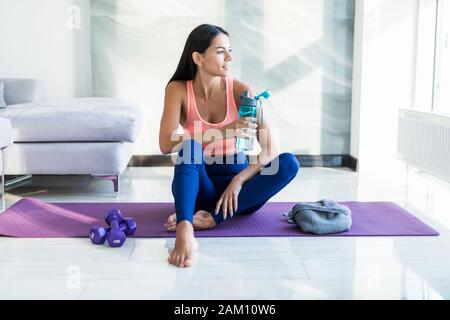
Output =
[
  {"x1": 0, "y1": 118, "x2": 12, "y2": 199},
  {"x1": 0, "y1": 78, "x2": 142, "y2": 192}
]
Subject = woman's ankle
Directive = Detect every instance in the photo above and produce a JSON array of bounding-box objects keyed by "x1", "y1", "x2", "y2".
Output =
[{"x1": 177, "y1": 220, "x2": 194, "y2": 230}]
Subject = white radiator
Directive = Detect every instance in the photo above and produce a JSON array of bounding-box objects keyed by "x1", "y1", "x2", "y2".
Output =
[{"x1": 397, "y1": 108, "x2": 450, "y2": 183}]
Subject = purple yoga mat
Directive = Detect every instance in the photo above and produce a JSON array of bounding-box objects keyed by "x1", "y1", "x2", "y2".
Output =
[{"x1": 0, "y1": 197, "x2": 439, "y2": 238}]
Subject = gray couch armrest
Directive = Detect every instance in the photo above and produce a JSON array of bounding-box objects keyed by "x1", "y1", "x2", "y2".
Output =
[{"x1": 0, "y1": 78, "x2": 45, "y2": 105}]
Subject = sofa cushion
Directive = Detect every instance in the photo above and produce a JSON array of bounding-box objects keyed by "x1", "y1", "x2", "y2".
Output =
[
  {"x1": 0, "y1": 79, "x2": 45, "y2": 105},
  {"x1": 0, "y1": 97, "x2": 142, "y2": 142},
  {"x1": 0, "y1": 118, "x2": 13, "y2": 149}
]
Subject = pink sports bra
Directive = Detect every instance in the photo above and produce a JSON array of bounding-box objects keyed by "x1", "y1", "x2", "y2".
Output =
[{"x1": 182, "y1": 77, "x2": 238, "y2": 157}]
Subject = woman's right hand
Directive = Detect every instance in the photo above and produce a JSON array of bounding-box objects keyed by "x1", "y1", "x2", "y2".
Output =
[{"x1": 233, "y1": 117, "x2": 258, "y2": 140}]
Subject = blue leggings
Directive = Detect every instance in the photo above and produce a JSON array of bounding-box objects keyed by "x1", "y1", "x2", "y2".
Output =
[{"x1": 171, "y1": 139, "x2": 300, "y2": 225}]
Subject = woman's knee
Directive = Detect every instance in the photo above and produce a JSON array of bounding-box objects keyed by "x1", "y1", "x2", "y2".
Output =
[{"x1": 277, "y1": 152, "x2": 300, "y2": 180}]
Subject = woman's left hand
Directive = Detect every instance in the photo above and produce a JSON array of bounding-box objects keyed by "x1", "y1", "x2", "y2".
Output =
[{"x1": 215, "y1": 178, "x2": 243, "y2": 220}]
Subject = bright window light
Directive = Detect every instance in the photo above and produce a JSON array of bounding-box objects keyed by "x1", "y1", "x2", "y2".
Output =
[{"x1": 433, "y1": 0, "x2": 450, "y2": 114}]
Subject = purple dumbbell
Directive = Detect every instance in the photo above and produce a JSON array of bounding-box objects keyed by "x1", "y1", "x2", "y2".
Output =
[
  {"x1": 89, "y1": 211, "x2": 137, "y2": 246},
  {"x1": 105, "y1": 209, "x2": 127, "y2": 247},
  {"x1": 119, "y1": 217, "x2": 137, "y2": 236},
  {"x1": 89, "y1": 223, "x2": 136, "y2": 245},
  {"x1": 89, "y1": 225, "x2": 108, "y2": 245}
]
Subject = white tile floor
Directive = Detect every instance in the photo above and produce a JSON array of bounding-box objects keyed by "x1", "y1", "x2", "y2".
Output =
[{"x1": 1, "y1": 163, "x2": 450, "y2": 300}]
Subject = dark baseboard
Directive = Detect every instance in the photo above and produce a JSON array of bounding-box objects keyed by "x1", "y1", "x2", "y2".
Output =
[
  {"x1": 342, "y1": 155, "x2": 358, "y2": 171},
  {"x1": 130, "y1": 154, "x2": 358, "y2": 171}
]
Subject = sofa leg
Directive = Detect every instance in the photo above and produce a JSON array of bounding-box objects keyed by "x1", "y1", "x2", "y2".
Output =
[
  {"x1": 92, "y1": 174, "x2": 120, "y2": 193},
  {"x1": 0, "y1": 169, "x2": 4, "y2": 200},
  {"x1": 0, "y1": 172, "x2": 4, "y2": 213},
  {"x1": 113, "y1": 175, "x2": 120, "y2": 193},
  {"x1": 0, "y1": 149, "x2": 3, "y2": 200}
]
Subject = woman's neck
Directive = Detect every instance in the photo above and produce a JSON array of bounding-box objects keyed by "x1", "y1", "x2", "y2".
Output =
[{"x1": 193, "y1": 72, "x2": 224, "y2": 101}]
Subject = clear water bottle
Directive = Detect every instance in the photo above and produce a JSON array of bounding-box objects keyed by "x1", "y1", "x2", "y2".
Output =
[
  {"x1": 235, "y1": 91, "x2": 257, "y2": 152},
  {"x1": 235, "y1": 90, "x2": 271, "y2": 153}
]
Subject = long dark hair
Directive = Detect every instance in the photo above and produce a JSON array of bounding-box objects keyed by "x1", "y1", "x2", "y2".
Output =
[{"x1": 167, "y1": 24, "x2": 229, "y2": 88}]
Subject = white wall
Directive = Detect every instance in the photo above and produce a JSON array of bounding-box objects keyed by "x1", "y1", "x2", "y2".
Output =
[
  {"x1": 351, "y1": 0, "x2": 431, "y2": 175},
  {"x1": 90, "y1": 0, "x2": 355, "y2": 155},
  {"x1": 1, "y1": 0, "x2": 355, "y2": 157},
  {"x1": 1, "y1": 0, "x2": 434, "y2": 168},
  {"x1": 0, "y1": 0, "x2": 91, "y2": 99}
]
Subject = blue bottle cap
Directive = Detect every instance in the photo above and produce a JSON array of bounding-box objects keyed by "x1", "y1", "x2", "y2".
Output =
[{"x1": 255, "y1": 89, "x2": 271, "y2": 100}]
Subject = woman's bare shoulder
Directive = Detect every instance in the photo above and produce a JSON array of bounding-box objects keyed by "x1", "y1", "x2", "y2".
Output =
[
  {"x1": 232, "y1": 78, "x2": 256, "y2": 96},
  {"x1": 166, "y1": 80, "x2": 187, "y2": 95}
]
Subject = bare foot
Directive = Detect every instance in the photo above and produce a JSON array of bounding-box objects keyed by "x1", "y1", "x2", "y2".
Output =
[
  {"x1": 164, "y1": 210, "x2": 216, "y2": 232},
  {"x1": 168, "y1": 221, "x2": 199, "y2": 268}
]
